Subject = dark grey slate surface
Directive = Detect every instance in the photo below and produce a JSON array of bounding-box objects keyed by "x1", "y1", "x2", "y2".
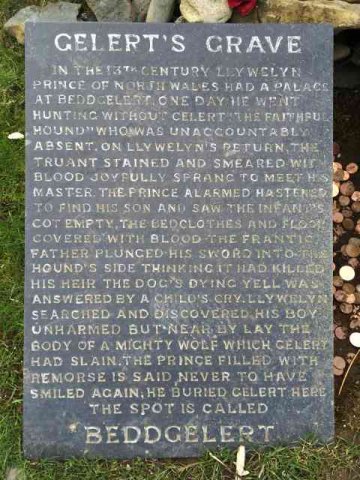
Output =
[{"x1": 24, "y1": 22, "x2": 333, "y2": 459}]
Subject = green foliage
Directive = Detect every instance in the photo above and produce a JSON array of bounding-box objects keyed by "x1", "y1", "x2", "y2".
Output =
[{"x1": 0, "y1": 4, "x2": 359, "y2": 480}]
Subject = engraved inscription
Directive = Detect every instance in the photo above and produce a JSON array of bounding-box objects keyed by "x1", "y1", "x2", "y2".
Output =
[{"x1": 24, "y1": 23, "x2": 333, "y2": 459}]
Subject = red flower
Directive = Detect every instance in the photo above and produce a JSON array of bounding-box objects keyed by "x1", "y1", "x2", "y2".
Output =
[{"x1": 228, "y1": 0, "x2": 256, "y2": 16}]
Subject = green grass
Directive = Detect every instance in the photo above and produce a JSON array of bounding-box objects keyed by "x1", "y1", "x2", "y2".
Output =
[{"x1": 0, "y1": 3, "x2": 360, "y2": 479}]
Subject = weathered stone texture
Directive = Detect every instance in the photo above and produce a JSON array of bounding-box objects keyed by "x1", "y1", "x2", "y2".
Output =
[{"x1": 258, "y1": 0, "x2": 360, "y2": 27}]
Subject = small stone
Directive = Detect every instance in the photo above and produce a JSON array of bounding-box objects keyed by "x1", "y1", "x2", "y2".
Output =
[
  {"x1": 180, "y1": 0, "x2": 232, "y2": 23},
  {"x1": 349, "y1": 332, "x2": 360, "y2": 348},
  {"x1": 4, "y1": 3, "x2": 81, "y2": 45},
  {"x1": 334, "y1": 43, "x2": 351, "y2": 61},
  {"x1": 86, "y1": 0, "x2": 132, "y2": 21},
  {"x1": 4, "y1": 6, "x2": 40, "y2": 44},
  {"x1": 133, "y1": 0, "x2": 152, "y2": 21},
  {"x1": 258, "y1": 0, "x2": 360, "y2": 27},
  {"x1": 146, "y1": 0, "x2": 176, "y2": 22}
]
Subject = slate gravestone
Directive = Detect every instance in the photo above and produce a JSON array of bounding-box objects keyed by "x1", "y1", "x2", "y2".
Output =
[{"x1": 24, "y1": 23, "x2": 334, "y2": 459}]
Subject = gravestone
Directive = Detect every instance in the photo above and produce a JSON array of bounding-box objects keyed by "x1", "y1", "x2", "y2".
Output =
[{"x1": 24, "y1": 22, "x2": 334, "y2": 459}]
